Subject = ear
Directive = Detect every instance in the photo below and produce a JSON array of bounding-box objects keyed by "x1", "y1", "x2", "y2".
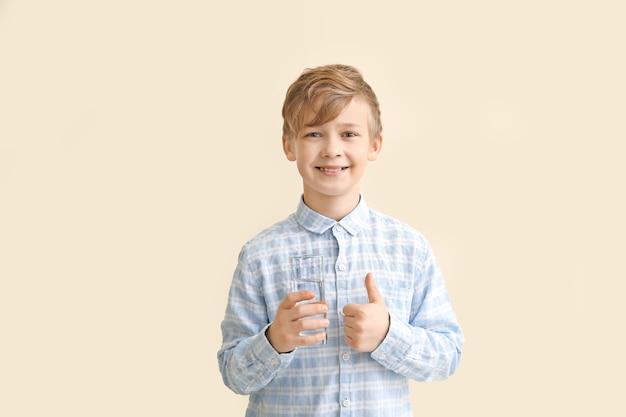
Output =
[
  {"x1": 367, "y1": 134, "x2": 383, "y2": 161},
  {"x1": 282, "y1": 135, "x2": 297, "y2": 161}
]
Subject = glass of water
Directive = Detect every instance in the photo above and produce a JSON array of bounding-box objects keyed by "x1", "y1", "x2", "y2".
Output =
[{"x1": 291, "y1": 254, "x2": 326, "y2": 343}]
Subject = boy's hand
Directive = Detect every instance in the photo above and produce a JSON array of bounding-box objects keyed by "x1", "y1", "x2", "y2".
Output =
[
  {"x1": 266, "y1": 290, "x2": 329, "y2": 353},
  {"x1": 342, "y1": 273, "x2": 390, "y2": 352}
]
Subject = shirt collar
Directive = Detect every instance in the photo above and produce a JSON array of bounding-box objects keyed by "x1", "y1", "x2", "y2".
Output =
[{"x1": 294, "y1": 195, "x2": 369, "y2": 236}]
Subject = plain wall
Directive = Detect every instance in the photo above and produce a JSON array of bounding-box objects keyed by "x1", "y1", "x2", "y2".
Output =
[{"x1": 1, "y1": 1, "x2": 624, "y2": 415}]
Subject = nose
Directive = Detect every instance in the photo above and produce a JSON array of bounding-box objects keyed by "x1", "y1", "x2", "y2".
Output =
[{"x1": 321, "y1": 134, "x2": 343, "y2": 158}]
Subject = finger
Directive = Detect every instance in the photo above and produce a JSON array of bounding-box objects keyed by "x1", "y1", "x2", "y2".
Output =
[
  {"x1": 300, "y1": 331, "x2": 327, "y2": 346},
  {"x1": 344, "y1": 334, "x2": 355, "y2": 349},
  {"x1": 341, "y1": 303, "x2": 358, "y2": 317},
  {"x1": 365, "y1": 272, "x2": 384, "y2": 304},
  {"x1": 297, "y1": 317, "x2": 330, "y2": 331},
  {"x1": 295, "y1": 302, "x2": 328, "y2": 320},
  {"x1": 281, "y1": 290, "x2": 316, "y2": 309},
  {"x1": 342, "y1": 316, "x2": 356, "y2": 329}
]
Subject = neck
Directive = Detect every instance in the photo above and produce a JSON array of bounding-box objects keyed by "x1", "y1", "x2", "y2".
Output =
[{"x1": 302, "y1": 190, "x2": 360, "y2": 221}]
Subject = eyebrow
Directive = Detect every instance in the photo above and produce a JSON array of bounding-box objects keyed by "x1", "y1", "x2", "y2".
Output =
[{"x1": 333, "y1": 123, "x2": 366, "y2": 130}]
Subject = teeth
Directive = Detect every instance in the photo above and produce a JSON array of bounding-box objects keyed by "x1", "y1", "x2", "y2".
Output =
[{"x1": 319, "y1": 167, "x2": 345, "y2": 172}]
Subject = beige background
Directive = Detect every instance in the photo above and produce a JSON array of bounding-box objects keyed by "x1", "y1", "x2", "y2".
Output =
[{"x1": 1, "y1": 1, "x2": 624, "y2": 416}]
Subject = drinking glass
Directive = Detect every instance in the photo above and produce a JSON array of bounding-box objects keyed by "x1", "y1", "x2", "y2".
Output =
[{"x1": 291, "y1": 254, "x2": 326, "y2": 343}]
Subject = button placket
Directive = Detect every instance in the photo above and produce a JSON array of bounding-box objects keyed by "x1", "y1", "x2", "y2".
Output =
[{"x1": 333, "y1": 222, "x2": 352, "y2": 415}]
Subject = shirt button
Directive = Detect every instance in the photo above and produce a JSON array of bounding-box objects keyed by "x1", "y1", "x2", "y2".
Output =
[
  {"x1": 338, "y1": 264, "x2": 346, "y2": 271},
  {"x1": 379, "y1": 353, "x2": 386, "y2": 360},
  {"x1": 342, "y1": 399, "x2": 351, "y2": 407},
  {"x1": 342, "y1": 352, "x2": 350, "y2": 361}
]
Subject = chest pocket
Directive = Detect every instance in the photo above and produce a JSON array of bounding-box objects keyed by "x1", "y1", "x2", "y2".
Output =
[{"x1": 377, "y1": 283, "x2": 413, "y2": 324}]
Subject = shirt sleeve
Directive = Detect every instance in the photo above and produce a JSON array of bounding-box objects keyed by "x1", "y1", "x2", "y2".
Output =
[
  {"x1": 370, "y1": 241, "x2": 464, "y2": 382},
  {"x1": 217, "y1": 246, "x2": 295, "y2": 395}
]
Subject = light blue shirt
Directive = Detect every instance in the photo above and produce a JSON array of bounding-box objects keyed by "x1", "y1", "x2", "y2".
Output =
[{"x1": 218, "y1": 196, "x2": 463, "y2": 417}]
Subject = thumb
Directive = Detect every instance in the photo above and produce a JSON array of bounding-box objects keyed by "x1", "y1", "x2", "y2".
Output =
[{"x1": 365, "y1": 272, "x2": 384, "y2": 304}]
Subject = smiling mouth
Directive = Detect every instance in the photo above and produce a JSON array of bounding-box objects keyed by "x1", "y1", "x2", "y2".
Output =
[{"x1": 317, "y1": 167, "x2": 348, "y2": 172}]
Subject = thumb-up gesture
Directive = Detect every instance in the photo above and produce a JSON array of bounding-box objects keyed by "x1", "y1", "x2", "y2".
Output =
[{"x1": 342, "y1": 273, "x2": 390, "y2": 352}]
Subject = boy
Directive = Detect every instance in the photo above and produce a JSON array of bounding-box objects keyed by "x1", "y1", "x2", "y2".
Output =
[{"x1": 218, "y1": 64, "x2": 463, "y2": 416}]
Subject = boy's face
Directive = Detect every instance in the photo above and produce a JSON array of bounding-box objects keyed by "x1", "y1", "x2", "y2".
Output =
[{"x1": 283, "y1": 98, "x2": 382, "y2": 210}]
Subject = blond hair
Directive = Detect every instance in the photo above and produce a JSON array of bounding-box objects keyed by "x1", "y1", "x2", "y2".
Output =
[{"x1": 281, "y1": 64, "x2": 382, "y2": 141}]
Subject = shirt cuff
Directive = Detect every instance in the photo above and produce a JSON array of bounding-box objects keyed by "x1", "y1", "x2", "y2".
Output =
[
  {"x1": 253, "y1": 324, "x2": 296, "y2": 372},
  {"x1": 370, "y1": 313, "x2": 417, "y2": 368}
]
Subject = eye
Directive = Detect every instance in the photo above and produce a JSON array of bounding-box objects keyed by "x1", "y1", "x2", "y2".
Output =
[
  {"x1": 304, "y1": 132, "x2": 321, "y2": 138},
  {"x1": 343, "y1": 132, "x2": 358, "y2": 138}
]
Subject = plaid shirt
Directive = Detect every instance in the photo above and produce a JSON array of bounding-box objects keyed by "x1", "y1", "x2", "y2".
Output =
[{"x1": 218, "y1": 196, "x2": 463, "y2": 416}]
